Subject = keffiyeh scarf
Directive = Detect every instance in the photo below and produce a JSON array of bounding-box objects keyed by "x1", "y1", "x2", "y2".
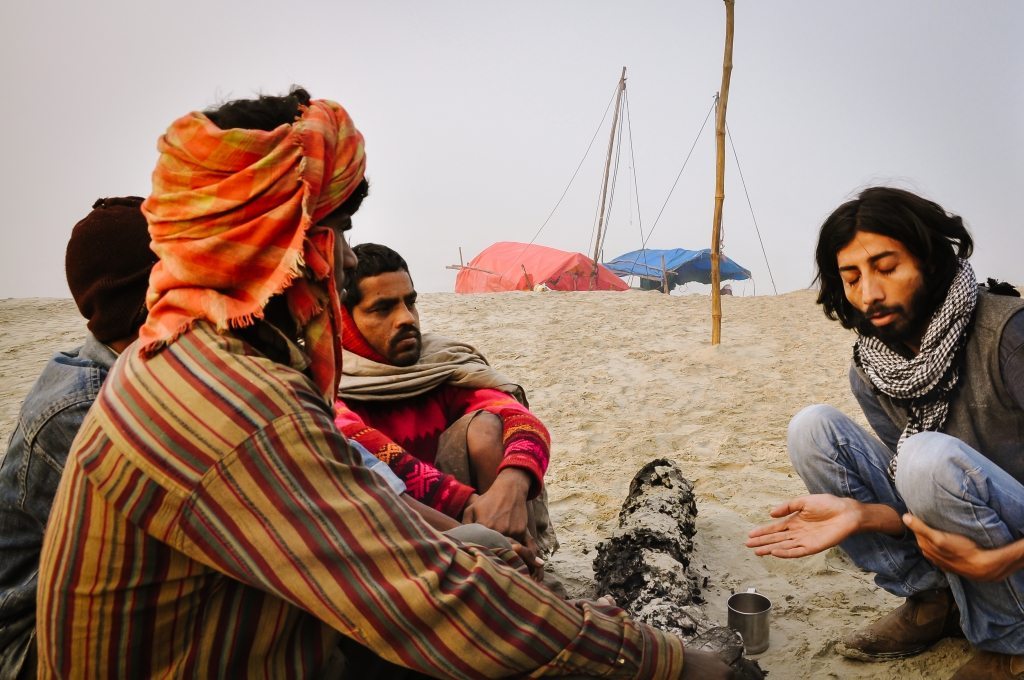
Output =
[
  {"x1": 854, "y1": 259, "x2": 978, "y2": 480},
  {"x1": 139, "y1": 99, "x2": 366, "y2": 401}
]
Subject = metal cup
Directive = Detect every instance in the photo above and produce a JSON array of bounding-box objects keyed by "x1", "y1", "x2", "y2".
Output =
[{"x1": 727, "y1": 587, "x2": 772, "y2": 655}]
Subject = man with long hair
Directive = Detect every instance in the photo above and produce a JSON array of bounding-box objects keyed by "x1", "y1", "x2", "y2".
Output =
[{"x1": 748, "y1": 187, "x2": 1024, "y2": 679}]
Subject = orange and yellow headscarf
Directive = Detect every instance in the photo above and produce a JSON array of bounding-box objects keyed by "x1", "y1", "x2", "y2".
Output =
[{"x1": 139, "y1": 98, "x2": 365, "y2": 401}]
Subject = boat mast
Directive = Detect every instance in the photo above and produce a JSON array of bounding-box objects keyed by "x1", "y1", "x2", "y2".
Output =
[
  {"x1": 710, "y1": 0, "x2": 735, "y2": 344},
  {"x1": 591, "y1": 66, "x2": 627, "y2": 282}
]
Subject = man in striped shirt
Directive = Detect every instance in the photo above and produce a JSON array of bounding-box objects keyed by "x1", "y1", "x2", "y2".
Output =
[{"x1": 37, "y1": 87, "x2": 730, "y2": 678}]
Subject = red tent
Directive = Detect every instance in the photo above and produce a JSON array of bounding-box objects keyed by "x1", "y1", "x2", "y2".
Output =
[{"x1": 455, "y1": 242, "x2": 629, "y2": 293}]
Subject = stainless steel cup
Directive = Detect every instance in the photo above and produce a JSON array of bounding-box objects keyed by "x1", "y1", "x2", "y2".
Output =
[{"x1": 727, "y1": 587, "x2": 772, "y2": 654}]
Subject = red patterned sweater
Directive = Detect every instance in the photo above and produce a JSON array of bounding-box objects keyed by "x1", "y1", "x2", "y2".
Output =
[{"x1": 334, "y1": 322, "x2": 550, "y2": 518}]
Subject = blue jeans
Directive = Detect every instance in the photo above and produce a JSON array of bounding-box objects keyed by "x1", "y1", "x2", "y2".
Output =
[{"x1": 788, "y1": 405, "x2": 1024, "y2": 654}]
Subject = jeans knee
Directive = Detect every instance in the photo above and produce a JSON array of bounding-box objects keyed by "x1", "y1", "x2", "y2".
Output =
[
  {"x1": 787, "y1": 404, "x2": 845, "y2": 467},
  {"x1": 895, "y1": 432, "x2": 965, "y2": 517}
]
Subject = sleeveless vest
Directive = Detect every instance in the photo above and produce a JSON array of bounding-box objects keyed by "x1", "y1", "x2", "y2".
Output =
[{"x1": 854, "y1": 292, "x2": 1024, "y2": 483}]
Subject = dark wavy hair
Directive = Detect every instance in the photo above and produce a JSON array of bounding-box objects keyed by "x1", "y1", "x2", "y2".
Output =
[
  {"x1": 204, "y1": 85, "x2": 369, "y2": 216},
  {"x1": 814, "y1": 187, "x2": 973, "y2": 330},
  {"x1": 344, "y1": 243, "x2": 412, "y2": 309}
]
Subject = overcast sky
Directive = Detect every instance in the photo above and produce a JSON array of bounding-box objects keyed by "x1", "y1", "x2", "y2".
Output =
[{"x1": 1, "y1": 1, "x2": 1021, "y2": 299}]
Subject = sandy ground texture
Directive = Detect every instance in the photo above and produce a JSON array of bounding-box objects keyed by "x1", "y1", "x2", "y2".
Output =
[{"x1": 0, "y1": 291, "x2": 974, "y2": 679}]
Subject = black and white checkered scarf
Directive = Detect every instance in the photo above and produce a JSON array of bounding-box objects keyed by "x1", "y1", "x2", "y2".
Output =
[{"x1": 854, "y1": 259, "x2": 977, "y2": 480}]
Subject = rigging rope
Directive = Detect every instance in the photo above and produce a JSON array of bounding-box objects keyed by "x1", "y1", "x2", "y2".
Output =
[
  {"x1": 493, "y1": 84, "x2": 773, "y2": 296},
  {"x1": 726, "y1": 121, "x2": 778, "y2": 295},
  {"x1": 624, "y1": 91, "x2": 646, "y2": 287},
  {"x1": 625, "y1": 97, "x2": 636, "y2": 247},
  {"x1": 501, "y1": 83, "x2": 620, "y2": 281},
  {"x1": 641, "y1": 96, "x2": 717, "y2": 248},
  {"x1": 591, "y1": 94, "x2": 626, "y2": 262},
  {"x1": 612, "y1": 96, "x2": 716, "y2": 289}
]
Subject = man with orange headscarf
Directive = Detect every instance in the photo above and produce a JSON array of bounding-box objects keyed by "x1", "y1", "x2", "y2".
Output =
[{"x1": 36, "y1": 87, "x2": 730, "y2": 679}]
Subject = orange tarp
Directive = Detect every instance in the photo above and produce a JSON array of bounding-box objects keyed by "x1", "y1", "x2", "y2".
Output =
[{"x1": 455, "y1": 242, "x2": 629, "y2": 293}]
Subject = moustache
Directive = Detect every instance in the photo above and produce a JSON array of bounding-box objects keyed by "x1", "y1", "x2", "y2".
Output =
[
  {"x1": 390, "y1": 327, "x2": 421, "y2": 348},
  {"x1": 862, "y1": 303, "x2": 903, "y2": 320}
]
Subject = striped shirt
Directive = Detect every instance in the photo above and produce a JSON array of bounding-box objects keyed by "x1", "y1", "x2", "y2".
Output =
[{"x1": 37, "y1": 322, "x2": 685, "y2": 678}]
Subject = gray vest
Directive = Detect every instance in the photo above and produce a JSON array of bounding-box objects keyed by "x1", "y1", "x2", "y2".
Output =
[{"x1": 855, "y1": 292, "x2": 1024, "y2": 483}]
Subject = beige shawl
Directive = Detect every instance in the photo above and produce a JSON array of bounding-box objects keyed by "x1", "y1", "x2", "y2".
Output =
[{"x1": 339, "y1": 333, "x2": 527, "y2": 405}]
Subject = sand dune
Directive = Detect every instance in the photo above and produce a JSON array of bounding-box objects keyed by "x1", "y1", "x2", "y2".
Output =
[{"x1": 0, "y1": 291, "x2": 972, "y2": 678}]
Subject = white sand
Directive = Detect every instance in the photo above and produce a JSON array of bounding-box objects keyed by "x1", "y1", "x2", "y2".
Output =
[{"x1": 0, "y1": 292, "x2": 973, "y2": 678}]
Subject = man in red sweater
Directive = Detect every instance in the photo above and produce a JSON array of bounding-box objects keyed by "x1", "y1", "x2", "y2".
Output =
[{"x1": 334, "y1": 243, "x2": 556, "y2": 560}]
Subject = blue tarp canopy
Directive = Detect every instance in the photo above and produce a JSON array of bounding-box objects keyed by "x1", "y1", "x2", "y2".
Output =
[{"x1": 604, "y1": 248, "x2": 752, "y2": 286}]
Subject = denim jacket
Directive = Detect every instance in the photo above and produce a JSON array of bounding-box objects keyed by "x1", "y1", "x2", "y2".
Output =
[{"x1": 0, "y1": 334, "x2": 116, "y2": 679}]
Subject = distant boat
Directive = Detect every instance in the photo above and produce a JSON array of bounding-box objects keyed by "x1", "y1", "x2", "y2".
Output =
[
  {"x1": 454, "y1": 242, "x2": 628, "y2": 293},
  {"x1": 605, "y1": 247, "x2": 751, "y2": 291},
  {"x1": 449, "y1": 60, "x2": 766, "y2": 300}
]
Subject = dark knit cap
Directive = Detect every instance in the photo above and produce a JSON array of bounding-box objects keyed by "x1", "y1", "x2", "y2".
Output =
[{"x1": 65, "y1": 197, "x2": 158, "y2": 344}]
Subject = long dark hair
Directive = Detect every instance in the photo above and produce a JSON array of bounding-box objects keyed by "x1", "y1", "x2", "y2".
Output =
[{"x1": 814, "y1": 187, "x2": 973, "y2": 329}]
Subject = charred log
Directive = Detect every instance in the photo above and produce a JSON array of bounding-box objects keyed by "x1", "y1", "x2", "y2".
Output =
[{"x1": 593, "y1": 458, "x2": 766, "y2": 678}]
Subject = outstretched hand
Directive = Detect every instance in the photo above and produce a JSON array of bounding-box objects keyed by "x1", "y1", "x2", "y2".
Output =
[
  {"x1": 903, "y1": 513, "x2": 1024, "y2": 582},
  {"x1": 746, "y1": 494, "x2": 862, "y2": 558}
]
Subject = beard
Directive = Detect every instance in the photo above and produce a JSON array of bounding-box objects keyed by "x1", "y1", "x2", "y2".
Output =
[
  {"x1": 854, "y1": 284, "x2": 934, "y2": 347},
  {"x1": 387, "y1": 326, "x2": 422, "y2": 366}
]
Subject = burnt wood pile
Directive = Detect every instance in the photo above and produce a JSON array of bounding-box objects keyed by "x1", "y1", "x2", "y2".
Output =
[{"x1": 593, "y1": 458, "x2": 766, "y2": 679}]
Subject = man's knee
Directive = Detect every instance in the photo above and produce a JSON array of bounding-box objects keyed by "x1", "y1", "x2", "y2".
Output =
[
  {"x1": 466, "y1": 412, "x2": 502, "y2": 455},
  {"x1": 895, "y1": 432, "x2": 969, "y2": 518},
  {"x1": 787, "y1": 404, "x2": 845, "y2": 465},
  {"x1": 444, "y1": 523, "x2": 512, "y2": 552}
]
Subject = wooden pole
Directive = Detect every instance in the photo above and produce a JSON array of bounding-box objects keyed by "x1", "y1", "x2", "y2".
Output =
[
  {"x1": 710, "y1": 0, "x2": 735, "y2": 345},
  {"x1": 661, "y1": 254, "x2": 669, "y2": 294},
  {"x1": 591, "y1": 67, "x2": 627, "y2": 285},
  {"x1": 521, "y1": 264, "x2": 534, "y2": 290}
]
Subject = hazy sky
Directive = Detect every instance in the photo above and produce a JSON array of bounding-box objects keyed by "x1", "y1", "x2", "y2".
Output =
[{"x1": 1, "y1": 1, "x2": 1021, "y2": 299}]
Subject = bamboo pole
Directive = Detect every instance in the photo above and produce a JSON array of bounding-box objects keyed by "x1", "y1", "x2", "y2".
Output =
[
  {"x1": 710, "y1": 0, "x2": 735, "y2": 345},
  {"x1": 591, "y1": 67, "x2": 627, "y2": 286}
]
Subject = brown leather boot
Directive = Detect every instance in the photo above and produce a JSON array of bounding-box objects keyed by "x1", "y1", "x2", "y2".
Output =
[
  {"x1": 835, "y1": 588, "x2": 962, "y2": 661},
  {"x1": 950, "y1": 651, "x2": 1024, "y2": 679}
]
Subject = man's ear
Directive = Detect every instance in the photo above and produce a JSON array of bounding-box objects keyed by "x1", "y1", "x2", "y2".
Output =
[{"x1": 344, "y1": 277, "x2": 363, "y2": 309}]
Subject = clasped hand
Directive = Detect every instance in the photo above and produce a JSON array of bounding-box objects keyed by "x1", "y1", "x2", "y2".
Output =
[
  {"x1": 462, "y1": 469, "x2": 543, "y2": 577},
  {"x1": 903, "y1": 513, "x2": 1022, "y2": 582},
  {"x1": 461, "y1": 469, "x2": 531, "y2": 543}
]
